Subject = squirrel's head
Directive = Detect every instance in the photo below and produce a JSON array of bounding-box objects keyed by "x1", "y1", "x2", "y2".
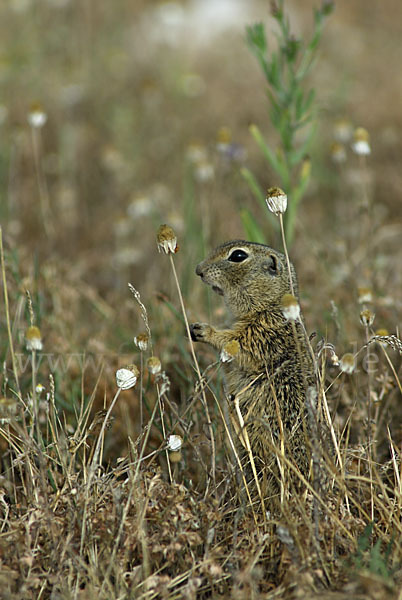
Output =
[{"x1": 195, "y1": 240, "x2": 298, "y2": 317}]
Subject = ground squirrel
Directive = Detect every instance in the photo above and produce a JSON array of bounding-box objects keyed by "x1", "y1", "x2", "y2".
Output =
[{"x1": 190, "y1": 240, "x2": 314, "y2": 497}]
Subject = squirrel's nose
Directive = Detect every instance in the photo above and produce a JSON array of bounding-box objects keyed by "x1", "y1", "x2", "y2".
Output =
[{"x1": 195, "y1": 263, "x2": 204, "y2": 277}]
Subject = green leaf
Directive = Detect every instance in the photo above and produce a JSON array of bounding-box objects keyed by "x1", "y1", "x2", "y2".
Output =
[
  {"x1": 249, "y1": 124, "x2": 288, "y2": 183},
  {"x1": 246, "y1": 23, "x2": 267, "y2": 54},
  {"x1": 294, "y1": 88, "x2": 305, "y2": 121},
  {"x1": 269, "y1": 52, "x2": 280, "y2": 88},
  {"x1": 301, "y1": 87, "x2": 316, "y2": 115}
]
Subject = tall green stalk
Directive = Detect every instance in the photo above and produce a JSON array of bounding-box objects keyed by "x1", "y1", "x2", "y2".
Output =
[{"x1": 242, "y1": 0, "x2": 334, "y2": 245}]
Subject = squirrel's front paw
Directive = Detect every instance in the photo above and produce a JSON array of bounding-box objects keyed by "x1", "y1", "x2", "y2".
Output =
[{"x1": 190, "y1": 322, "x2": 212, "y2": 342}]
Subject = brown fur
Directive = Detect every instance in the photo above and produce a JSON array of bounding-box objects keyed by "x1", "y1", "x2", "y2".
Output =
[{"x1": 190, "y1": 241, "x2": 314, "y2": 497}]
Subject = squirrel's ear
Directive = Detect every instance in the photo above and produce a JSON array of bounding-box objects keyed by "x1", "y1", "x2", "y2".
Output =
[{"x1": 261, "y1": 255, "x2": 280, "y2": 275}]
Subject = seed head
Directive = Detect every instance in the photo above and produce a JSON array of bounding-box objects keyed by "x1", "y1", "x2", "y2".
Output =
[
  {"x1": 116, "y1": 364, "x2": 139, "y2": 390},
  {"x1": 360, "y1": 309, "x2": 375, "y2": 327},
  {"x1": 167, "y1": 434, "x2": 183, "y2": 452},
  {"x1": 25, "y1": 326, "x2": 43, "y2": 351},
  {"x1": 333, "y1": 118, "x2": 353, "y2": 143},
  {"x1": 216, "y1": 126, "x2": 232, "y2": 151},
  {"x1": 220, "y1": 340, "x2": 240, "y2": 363},
  {"x1": 157, "y1": 224, "x2": 178, "y2": 254},
  {"x1": 330, "y1": 142, "x2": 347, "y2": 164},
  {"x1": 339, "y1": 353, "x2": 356, "y2": 374},
  {"x1": 352, "y1": 127, "x2": 371, "y2": 156},
  {"x1": 186, "y1": 142, "x2": 207, "y2": 164},
  {"x1": 358, "y1": 287, "x2": 373, "y2": 304},
  {"x1": 281, "y1": 294, "x2": 300, "y2": 321},
  {"x1": 266, "y1": 187, "x2": 287, "y2": 215},
  {"x1": 147, "y1": 356, "x2": 162, "y2": 375},
  {"x1": 194, "y1": 161, "x2": 214, "y2": 182},
  {"x1": 167, "y1": 435, "x2": 183, "y2": 463},
  {"x1": 28, "y1": 103, "x2": 47, "y2": 128},
  {"x1": 134, "y1": 333, "x2": 149, "y2": 352}
]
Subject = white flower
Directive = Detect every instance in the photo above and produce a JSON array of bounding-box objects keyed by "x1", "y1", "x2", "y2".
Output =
[
  {"x1": 352, "y1": 127, "x2": 371, "y2": 156},
  {"x1": 134, "y1": 333, "x2": 149, "y2": 352},
  {"x1": 116, "y1": 365, "x2": 139, "y2": 390},
  {"x1": 339, "y1": 353, "x2": 356, "y2": 374},
  {"x1": 220, "y1": 340, "x2": 240, "y2": 363},
  {"x1": 333, "y1": 118, "x2": 353, "y2": 143},
  {"x1": 157, "y1": 224, "x2": 178, "y2": 254},
  {"x1": 195, "y1": 161, "x2": 214, "y2": 182},
  {"x1": 281, "y1": 294, "x2": 300, "y2": 321},
  {"x1": 186, "y1": 143, "x2": 207, "y2": 164},
  {"x1": 216, "y1": 126, "x2": 232, "y2": 152},
  {"x1": 360, "y1": 309, "x2": 375, "y2": 327},
  {"x1": 167, "y1": 434, "x2": 183, "y2": 451},
  {"x1": 330, "y1": 142, "x2": 347, "y2": 164},
  {"x1": 147, "y1": 356, "x2": 162, "y2": 375},
  {"x1": 28, "y1": 105, "x2": 47, "y2": 128},
  {"x1": 127, "y1": 196, "x2": 153, "y2": 219},
  {"x1": 25, "y1": 326, "x2": 43, "y2": 351},
  {"x1": 358, "y1": 287, "x2": 373, "y2": 304},
  {"x1": 266, "y1": 187, "x2": 287, "y2": 215}
]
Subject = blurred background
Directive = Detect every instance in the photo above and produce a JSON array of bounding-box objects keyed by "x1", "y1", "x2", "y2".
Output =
[{"x1": 1, "y1": 0, "x2": 401, "y2": 455}]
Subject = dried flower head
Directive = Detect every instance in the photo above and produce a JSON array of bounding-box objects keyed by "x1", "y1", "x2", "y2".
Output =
[
  {"x1": 25, "y1": 326, "x2": 43, "y2": 351},
  {"x1": 167, "y1": 435, "x2": 183, "y2": 463},
  {"x1": 358, "y1": 287, "x2": 373, "y2": 304},
  {"x1": 333, "y1": 118, "x2": 353, "y2": 143},
  {"x1": 352, "y1": 127, "x2": 371, "y2": 156},
  {"x1": 147, "y1": 356, "x2": 162, "y2": 375},
  {"x1": 115, "y1": 364, "x2": 139, "y2": 390},
  {"x1": 186, "y1": 142, "x2": 207, "y2": 164},
  {"x1": 266, "y1": 187, "x2": 287, "y2": 215},
  {"x1": 330, "y1": 353, "x2": 340, "y2": 366},
  {"x1": 216, "y1": 126, "x2": 232, "y2": 151},
  {"x1": 157, "y1": 224, "x2": 178, "y2": 254},
  {"x1": 28, "y1": 103, "x2": 47, "y2": 128},
  {"x1": 330, "y1": 142, "x2": 347, "y2": 164},
  {"x1": 194, "y1": 161, "x2": 214, "y2": 182},
  {"x1": 169, "y1": 450, "x2": 182, "y2": 464},
  {"x1": 281, "y1": 294, "x2": 300, "y2": 321},
  {"x1": 360, "y1": 309, "x2": 375, "y2": 327},
  {"x1": 339, "y1": 353, "x2": 356, "y2": 374},
  {"x1": 220, "y1": 340, "x2": 240, "y2": 363},
  {"x1": 127, "y1": 196, "x2": 153, "y2": 219},
  {"x1": 134, "y1": 333, "x2": 149, "y2": 352},
  {"x1": 167, "y1": 434, "x2": 183, "y2": 452}
]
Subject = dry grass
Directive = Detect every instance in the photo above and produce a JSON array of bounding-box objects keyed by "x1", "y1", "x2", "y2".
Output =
[{"x1": 0, "y1": 1, "x2": 402, "y2": 599}]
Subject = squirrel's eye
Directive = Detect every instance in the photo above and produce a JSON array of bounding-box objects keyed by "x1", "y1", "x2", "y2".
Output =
[{"x1": 228, "y1": 249, "x2": 249, "y2": 263}]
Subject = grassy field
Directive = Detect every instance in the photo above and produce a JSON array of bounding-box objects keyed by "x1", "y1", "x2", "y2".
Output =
[{"x1": 0, "y1": 1, "x2": 401, "y2": 598}]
